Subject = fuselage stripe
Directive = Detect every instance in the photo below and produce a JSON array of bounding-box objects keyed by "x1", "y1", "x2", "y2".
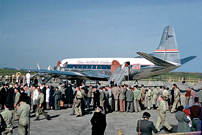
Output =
[{"x1": 154, "y1": 49, "x2": 178, "y2": 52}]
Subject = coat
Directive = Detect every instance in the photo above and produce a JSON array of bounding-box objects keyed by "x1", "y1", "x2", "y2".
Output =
[
  {"x1": 65, "y1": 87, "x2": 74, "y2": 104},
  {"x1": 37, "y1": 93, "x2": 45, "y2": 107},
  {"x1": 163, "y1": 90, "x2": 169, "y2": 98},
  {"x1": 87, "y1": 88, "x2": 92, "y2": 98},
  {"x1": 112, "y1": 87, "x2": 119, "y2": 100},
  {"x1": 99, "y1": 91, "x2": 105, "y2": 101},
  {"x1": 119, "y1": 88, "x2": 126, "y2": 100},
  {"x1": 14, "y1": 92, "x2": 21, "y2": 106},
  {"x1": 134, "y1": 89, "x2": 141, "y2": 100},
  {"x1": 175, "y1": 111, "x2": 190, "y2": 132},
  {"x1": 158, "y1": 100, "x2": 167, "y2": 117},
  {"x1": 53, "y1": 90, "x2": 62, "y2": 100},
  {"x1": 49, "y1": 89, "x2": 54, "y2": 107},
  {"x1": 16, "y1": 102, "x2": 30, "y2": 127},
  {"x1": 0, "y1": 108, "x2": 13, "y2": 129},
  {"x1": 140, "y1": 87, "x2": 146, "y2": 98},
  {"x1": 152, "y1": 88, "x2": 158, "y2": 104},
  {"x1": 198, "y1": 90, "x2": 202, "y2": 103},
  {"x1": 6, "y1": 88, "x2": 14, "y2": 109},
  {"x1": 136, "y1": 119, "x2": 158, "y2": 135},
  {"x1": 126, "y1": 90, "x2": 134, "y2": 102},
  {"x1": 91, "y1": 112, "x2": 106, "y2": 135}
]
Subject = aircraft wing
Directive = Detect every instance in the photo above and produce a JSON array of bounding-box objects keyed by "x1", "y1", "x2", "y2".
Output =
[
  {"x1": 180, "y1": 56, "x2": 196, "y2": 65},
  {"x1": 137, "y1": 52, "x2": 176, "y2": 67},
  {"x1": 3, "y1": 67, "x2": 110, "y2": 79}
]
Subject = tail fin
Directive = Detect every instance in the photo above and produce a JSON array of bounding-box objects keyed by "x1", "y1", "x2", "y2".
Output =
[
  {"x1": 37, "y1": 63, "x2": 40, "y2": 70},
  {"x1": 153, "y1": 26, "x2": 181, "y2": 65}
]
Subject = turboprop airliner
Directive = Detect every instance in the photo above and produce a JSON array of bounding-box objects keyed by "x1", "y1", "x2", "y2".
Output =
[{"x1": 4, "y1": 26, "x2": 196, "y2": 83}]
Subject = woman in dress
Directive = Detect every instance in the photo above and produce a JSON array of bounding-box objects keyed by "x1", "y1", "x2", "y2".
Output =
[{"x1": 175, "y1": 105, "x2": 190, "y2": 133}]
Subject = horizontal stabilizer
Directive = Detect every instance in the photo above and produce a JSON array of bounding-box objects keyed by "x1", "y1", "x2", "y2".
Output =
[
  {"x1": 137, "y1": 52, "x2": 176, "y2": 67},
  {"x1": 180, "y1": 56, "x2": 196, "y2": 65}
]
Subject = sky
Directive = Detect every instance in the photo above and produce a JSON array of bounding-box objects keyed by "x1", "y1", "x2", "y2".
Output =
[{"x1": 0, "y1": 0, "x2": 202, "y2": 72}]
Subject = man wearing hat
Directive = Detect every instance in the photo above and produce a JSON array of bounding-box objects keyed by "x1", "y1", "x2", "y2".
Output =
[
  {"x1": 91, "y1": 106, "x2": 106, "y2": 135},
  {"x1": 16, "y1": 93, "x2": 30, "y2": 135},
  {"x1": 136, "y1": 112, "x2": 158, "y2": 135},
  {"x1": 0, "y1": 103, "x2": 13, "y2": 135}
]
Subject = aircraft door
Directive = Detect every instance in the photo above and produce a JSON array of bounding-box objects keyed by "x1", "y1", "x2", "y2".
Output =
[{"x1": 111, "y1": 60, "x2": 121, "y2": 74}]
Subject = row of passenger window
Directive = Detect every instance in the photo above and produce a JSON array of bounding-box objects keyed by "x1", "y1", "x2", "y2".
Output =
[{"x1": 67, "y1": 65, "x2": 111, "y2": 69}]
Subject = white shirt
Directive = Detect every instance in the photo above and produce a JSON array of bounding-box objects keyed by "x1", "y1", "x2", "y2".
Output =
[
  {"x1": 26, "y1": 73, "x2": 30, "y2": 79},
  {"x1": 46, "y1": 88, "x2": 50, "y2": 102},
  {"x1": 33, "y1": 89, "x2": 39, "y2": 105}
]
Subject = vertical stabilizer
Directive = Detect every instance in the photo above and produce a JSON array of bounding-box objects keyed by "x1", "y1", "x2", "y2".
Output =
[{"x1": 153, "y1": 26, "x2": 181, "y2": 65}]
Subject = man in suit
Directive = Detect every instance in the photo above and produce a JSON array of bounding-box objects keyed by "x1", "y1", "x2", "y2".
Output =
[
  {"x1": 112, "y1": 84, "x2": 119, "y2": 112},
  {"x1": 87, "y1": 85, "x2": 93, "y2": 108},
  {"x1": 119, "y1": 85, "x2": 126, "y2": 112},
  {"x1": 16, "y1": 94, "x2": 30, "y2": 135},
  {"x1": 93, "y1": 87, "x2": 100, "y2": 110},
  {"x1": 156, "y1": 96, "x2": 172, "y2": 132},
  {"x1": 133, "y1": 85, "x2": 141, "y2": 113},
  {"x1": 152, "y1": 86, "x2": 158, "y2": 110},
  {"x1": 126, "y1": 86, "x2": 134, "y2": 113},
  {"x1": 14, "y1": 88, "x2": 21, "y2": 120},
  {"x1": 171, "y1": 84, "x2": 180, "y2": 113},
  {"x1": 106, "y1": 85, "x2": 112, "y2": 113},
  {"x1": 140, "y1": 84, "x2": 146, "y2": 110},
  {"x1": 34, "y1": 89, "x2": 50, "y2": 121},
  {"x1": 136, "y1": 112, "x2": 158, "y2": 135},
  {"x1": 146, "y1": 86, "x2": 152, "y2": 110},
  {"x1": 99, "y1": 87, "x2": 106, "y2": 114},
  {"x1": 0, "y1": 103, "x2": 13, "y2": 135},
  {"x1": 53, "y1": 87, "x2": 62, "y2": 110}
]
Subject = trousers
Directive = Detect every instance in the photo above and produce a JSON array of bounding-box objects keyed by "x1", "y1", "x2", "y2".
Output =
[{"x1": 119, "y1": 100, "x2": 125, "y2": 112}]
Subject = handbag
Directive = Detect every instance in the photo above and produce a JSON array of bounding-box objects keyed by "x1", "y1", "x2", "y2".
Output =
[{"x1": 138, "y1": 119, "x2": 141, "y2": 135}]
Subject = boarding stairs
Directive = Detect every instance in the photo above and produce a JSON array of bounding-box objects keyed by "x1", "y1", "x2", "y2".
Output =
[{"x1": 108, "y1": 63, "x2": 129, "y2": 86}]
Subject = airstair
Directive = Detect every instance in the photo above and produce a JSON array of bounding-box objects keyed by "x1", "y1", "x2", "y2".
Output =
[{"x1": 108, "y1": 60, "x2": 130, "y2": 86}]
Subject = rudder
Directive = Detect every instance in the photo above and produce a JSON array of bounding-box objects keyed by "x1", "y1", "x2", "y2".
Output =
[{"x1": 153, "y1": 26, "x2": 181, "y2": 65}]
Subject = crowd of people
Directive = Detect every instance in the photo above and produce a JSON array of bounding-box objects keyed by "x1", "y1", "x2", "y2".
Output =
[{"x1": 0, "y1": 78, "x2": 202, "y2": 135}]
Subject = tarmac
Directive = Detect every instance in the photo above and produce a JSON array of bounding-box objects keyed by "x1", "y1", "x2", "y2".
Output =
[
  {"x1": 7, "y1": 94, "x2": 191, "y2": 135},
  {"x1": 1, "y1": 80, "x2": 201, "y2": 135}
]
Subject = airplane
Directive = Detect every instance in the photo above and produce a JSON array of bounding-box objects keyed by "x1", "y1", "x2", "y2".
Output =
[{"x1": 4, "y1": 26, "x2": 196, "y2": 85}]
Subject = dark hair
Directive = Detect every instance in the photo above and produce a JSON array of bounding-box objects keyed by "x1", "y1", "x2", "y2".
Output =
[
  {"x1": 5, "y1": 103, "x2": 10, "y2": 108},
  {"x1": 115, "y1": 84, "x2": 117, "y2": 87},
  {"x1": 50, "y1": 86, "x2": 54, "y2": 89},
  {"x1": 38, "y1": 89, "x2": 42, "y2": 93},
  {"x1": 134, "y1": 85, "x2": 138, "y2": 88},
  {"x1": 20, "y1": 93, "x2": 28, "y2": 102},
  {"x1": 194, "y1": 97, "x2": 199, "y2": 102},
  {"x1": 177, "y1": 105, "x2": 184, "y2": 111},
  {"x1": 142, "y1": 112, "x2": 151, "y2": 119},
  {"x1": 160, "y1": 86, "x2": 162, "y2": 89}
]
